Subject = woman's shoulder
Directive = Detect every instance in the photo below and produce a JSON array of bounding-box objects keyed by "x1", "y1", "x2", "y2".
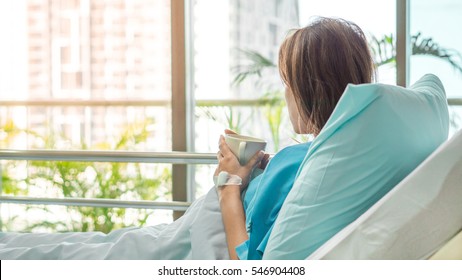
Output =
[
  {"x1": 266, "y1": 141, "x2": 312, "y2": 169},
  {"x1": 274, "y1": 141, "x2": 312, "y2": 158}
]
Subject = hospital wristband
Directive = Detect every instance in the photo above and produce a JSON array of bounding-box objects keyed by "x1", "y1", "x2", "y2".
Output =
[{"x1": 213, "y1": 171, "x2": 242, "y2": 187}]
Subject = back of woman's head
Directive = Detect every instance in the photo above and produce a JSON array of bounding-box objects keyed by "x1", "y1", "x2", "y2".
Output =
[{"x1": 279, "y1": 17, "x2": 375, "y2": 135}]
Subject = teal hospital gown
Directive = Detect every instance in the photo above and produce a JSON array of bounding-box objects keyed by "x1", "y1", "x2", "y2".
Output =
[{"x1": 236, "y1": 142, "x2": 311, "y2": 260}]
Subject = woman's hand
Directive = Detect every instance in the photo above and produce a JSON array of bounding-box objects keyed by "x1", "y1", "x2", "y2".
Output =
[
  {"x1": 223, "y1": 129, "x2": 270, "y2": 170},
  {"x1": 259, "y1": 153, "x2": 270, "y2": 170},
  {"x1": 214, "y1": 135, "x2": 265, "y2": 192}
]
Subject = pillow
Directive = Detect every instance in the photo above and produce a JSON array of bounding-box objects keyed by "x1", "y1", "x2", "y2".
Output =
[
  {"x1": 263, "y1": 74, "x2": 449, "y2": 260},
  {"x1": 307, "y1": 130, "x2": 462, "y2": 259}
]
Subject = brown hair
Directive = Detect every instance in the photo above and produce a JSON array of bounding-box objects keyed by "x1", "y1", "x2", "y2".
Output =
[{"x1": 279, "y1": 17, "x2": 375, "y2": 135}]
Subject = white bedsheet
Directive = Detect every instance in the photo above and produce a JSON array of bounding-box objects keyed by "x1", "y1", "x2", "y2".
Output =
[{"x1": 0, "y1": 187, "x2": 229, "y2": 260}]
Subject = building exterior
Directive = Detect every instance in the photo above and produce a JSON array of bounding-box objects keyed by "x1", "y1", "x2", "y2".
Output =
[
  {"x1": 21, "y1": 0, "x2": 171, "y2": 150},
  {"x1": 229, "y1": 0, "x2": 299, "y2": 98},
  {"x1": 0, "y1": 0, "x2": 299, "y2": 151}
]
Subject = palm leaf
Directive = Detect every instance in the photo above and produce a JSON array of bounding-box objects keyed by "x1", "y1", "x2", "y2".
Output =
[
  {"x1": 411, "y1": 32, "x2": 462, "y2": 74},
  {"x1": 370, "y1": 34, "x2": 396, "y2": 67},
  {"x1": 233, "y1": 33, "x2": 462, "y2": 85},
  {"x1": 232, "y1": 49, "x2": 277, "y2": 85},
  {"x1": 371, "y1": 33, "x2": 462, "y2": 74}
]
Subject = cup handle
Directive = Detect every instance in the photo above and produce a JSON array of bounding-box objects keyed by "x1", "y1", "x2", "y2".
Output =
[{"x1": 238, "y1": 142, "x2": 246, "y2": 165}]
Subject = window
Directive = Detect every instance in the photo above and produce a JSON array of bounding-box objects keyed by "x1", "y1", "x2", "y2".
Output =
[
  {"x1": 410, "y1": 0, "x2": 462, "y2": 136},
  {"x1": 1, "y1": 0, "x2": 460, "y2": 233},
  {"x1": 299, "y1": 0, "x2": 396, "y2": 84},
  {"x1": 191, "y1": 0, "x2": 300, "y2": 198},
  {"x1": 0, "y1": 0, "x2": 173, "y2": 232},
  {"x1": 190, "y1": 0, "x2": 396, "y2": 197}
]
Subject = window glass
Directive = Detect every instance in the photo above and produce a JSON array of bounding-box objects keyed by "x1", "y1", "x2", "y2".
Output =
[
  {"x1": 191, "y1": 0, "x2": 396, "y2": 198},
  {"x1": 192, "y1": 0, "x2": 300, "y2": 197},
  {"x1": 0, "y1": 0, "x2": 174, "y2": 232},
  {"x1": 299, "y1": 0, "x2": 396, "y2": 84},
  {"x1": 0, "y1": 0, "x2": 172, "y2": 151},
  {"x1": 410, "y1": 0, "x2": 462, "y2": 136}
]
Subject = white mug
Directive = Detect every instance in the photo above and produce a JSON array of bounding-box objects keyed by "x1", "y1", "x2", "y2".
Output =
[{"x1": 224, "y1": 134, "x2": 267, "y2": 165}]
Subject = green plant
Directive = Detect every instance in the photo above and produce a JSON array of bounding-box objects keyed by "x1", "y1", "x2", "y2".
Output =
[
  {"x1": 0, "y1": 120, "x2": 28, "y2": 197},
  {"x1": 261, "y1": 91, "x2": 286, "y2": 152},
  {"x1": 197, "y1": 106, "x2": 244, "y2": 134},
  {"x1": 371, "y1": 33, "x2": 462, "y2": 73},
  {"x1": 0, "y1": 119, "x2": 171, "y2": 233},
  {"x1": 232, "y1": 50, "x2": 276, "y2": 85},
  {"x1": 222, "y1": 106, "x2": 245, "y2": 134},
  {"x1": 370, "y1": 34, "x2": 396, "y2": 67},
  {"x1": 231, "y1": 49, "x2": 286, "y2": 151},
  {"x1": 236, "y1": 33, "x2": 462, "y2": 81}
]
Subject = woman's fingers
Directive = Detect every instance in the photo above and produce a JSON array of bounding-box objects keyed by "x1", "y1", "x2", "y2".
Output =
[
  {"x1": 260, "y1": 153, "x2": 270, "y2": 169},
  {"x1": 218, "y1": 135, "x2": 234, "y2": 157},
  {"x1": 224, "y1": 129, "x2": 237, "y2": 135},
  {"x1": 216, "y1": 150, "x2": 223, "y2": 161},
  {"x1": 246, "y1": 150, "x2": 265, "y2": 169}
]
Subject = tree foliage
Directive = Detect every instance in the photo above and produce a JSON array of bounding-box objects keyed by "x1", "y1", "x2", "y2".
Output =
[{"x1": 1, "y1": 119, "x2": 171, "y2": 233}]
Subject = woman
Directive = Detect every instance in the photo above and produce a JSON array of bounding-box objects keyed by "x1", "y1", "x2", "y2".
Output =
[{"x1": 215, "y1": 17, "x2": 375, "y2": 260}]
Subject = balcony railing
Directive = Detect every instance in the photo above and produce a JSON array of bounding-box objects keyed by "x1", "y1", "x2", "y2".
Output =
[
  {"x1": 448, "y1": 98, "x2": 462, "y2": 106},
  {"x1": 0, "y1": 150, "x2": 216, "y2": 211},
  {"x1": 0, "y1": 97, "x2": 461, "y2": 106},
  {"x1": 0, "y1": 98, "x2": 280, "y2": 107},
  {"x1": 0, "y1": 196, "x2": 191, "y2": 211},
  {"x1": 0, "y1": 150, "x2": 216, "y2": 165}
]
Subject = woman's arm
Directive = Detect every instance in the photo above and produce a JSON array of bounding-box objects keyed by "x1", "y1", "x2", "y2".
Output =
[
  {"x1": 215, "y1": 134, "x2": 265, "y2": 259},
  {"x1": 218, "y1": 185, "x2": 248, "y2": 260}
]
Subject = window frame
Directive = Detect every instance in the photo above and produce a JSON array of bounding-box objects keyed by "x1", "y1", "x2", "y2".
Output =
[{"x1": 1, "y1": 0, "x2": 461, "y2": 224}]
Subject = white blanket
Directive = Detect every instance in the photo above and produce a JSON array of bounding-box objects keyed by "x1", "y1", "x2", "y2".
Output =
[{"x1": 0, "y1": 187, "x2": 229, "y2": 260}]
